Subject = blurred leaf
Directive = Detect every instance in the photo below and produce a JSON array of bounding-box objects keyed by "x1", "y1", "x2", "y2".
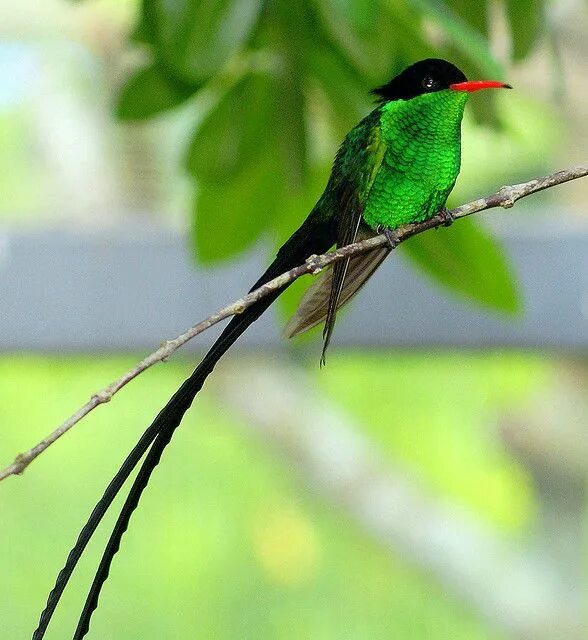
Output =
[
  {"x1": 317, "y1": 0, "x2": 396, "y2": 80},
  {"x1": 193, "y1": 150, "x2": 283, "y2": 263},
  {"x1": 130, "y1": 1, "x2": 155, "y2": 44},
  {"x1": 400, "y1": 218, "x2": 520, "y2": 314},
  {"x1": 405, "y1": 0, "x2": 503, "y2": 78},
  {"x1": 504, "y1": 0, "x2": 542, "y2": 60},
  {"x1": 145, "y1": 0, "x2": 263, "y2": 83},
  {"x1": 270, "y1": 1, "x2": 322, "y2": 191},
  {"x1": 116, "y1": 63, "x2": 199, "y2": 120},
  {"x1": 275, "y1": 61, "x2": 309, "y2": 192},
  {"x1": 444, "y1": 0, "x2": 487, "y2": 37},
  {"x1": 186, "y1": 72, "x2": 275, "y2": 184},
  {"x1": 323, "y1": 0, "x2": 381, "y2": 34},
  {"x1": 383, "y1": 1, "x2": 438, "y2": 65},
  {"x1": 308, "y1": 46, "x2": 369, "y2": 136}
]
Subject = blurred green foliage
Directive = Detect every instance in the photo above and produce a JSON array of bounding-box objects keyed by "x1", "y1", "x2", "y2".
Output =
[
  {"x1": 115, "y1": 0, "x2": 550, "y2": 314},
  {"x1": 2, "y1": 352, "x2": 549, "y2": 638}
]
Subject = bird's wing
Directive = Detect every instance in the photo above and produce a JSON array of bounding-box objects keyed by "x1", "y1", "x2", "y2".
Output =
[
  {"x1": 314, "y1": 110, "x2": 387, "y2": 363},
  {"x1": 283, "y1": 225, "x2": 390, "y2": 338}
]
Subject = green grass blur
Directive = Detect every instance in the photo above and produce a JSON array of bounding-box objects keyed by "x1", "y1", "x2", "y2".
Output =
[{"x1": 1, "y1": 352, "x2": 549, "y2": 639}]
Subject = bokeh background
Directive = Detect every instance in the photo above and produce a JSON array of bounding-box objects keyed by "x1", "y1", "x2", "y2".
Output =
[{"x1": 1, "y1": 0, "x2": 587, "y2": 638}]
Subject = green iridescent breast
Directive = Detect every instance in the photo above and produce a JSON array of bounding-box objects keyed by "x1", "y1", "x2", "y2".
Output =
[{"x1": 362, "y1": 90, "x2": 468, "y2": 230}]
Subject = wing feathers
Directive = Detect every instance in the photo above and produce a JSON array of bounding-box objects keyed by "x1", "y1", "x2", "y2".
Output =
[
  {"x1": 284, "y1": 227, "x2": 390, "y2": 340},
  {"x1": 320, "y1": 211, "x2": 364, "y2": 364}
]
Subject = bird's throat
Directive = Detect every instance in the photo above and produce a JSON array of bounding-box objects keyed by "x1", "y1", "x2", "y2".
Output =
[{"x1": 362, "y1": 90, "x2": 467, "y2": 231}]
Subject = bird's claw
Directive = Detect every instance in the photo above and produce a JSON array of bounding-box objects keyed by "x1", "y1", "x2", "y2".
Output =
[
  {"x1": 437, "y1": 207, "x2": 455, "y2": 228},
  {"x1": 376, "y1": 225, "x2": 399, "y2": 249}
]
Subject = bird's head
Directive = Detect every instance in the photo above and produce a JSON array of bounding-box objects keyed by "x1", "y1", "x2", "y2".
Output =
[{"x1": 372, "y1": 58, "x2": 511, "y2": 102}]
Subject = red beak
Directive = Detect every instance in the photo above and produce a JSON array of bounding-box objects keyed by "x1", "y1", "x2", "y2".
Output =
[{"x1": 450, "y1": 80, "x2": 512, "y2": 92}]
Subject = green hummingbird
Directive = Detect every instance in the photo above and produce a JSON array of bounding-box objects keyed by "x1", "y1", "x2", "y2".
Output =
[{"x1": 34, "y1": 59, "x2": 511, "y2": 639}]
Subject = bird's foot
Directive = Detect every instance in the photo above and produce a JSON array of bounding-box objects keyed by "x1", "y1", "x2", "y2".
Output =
[
  {"x1": 376, "y1": 225, "x2": 399, "y2": 250},
  {"x1": 437, "y1": 207, "x2": 455, "y2": 228}
]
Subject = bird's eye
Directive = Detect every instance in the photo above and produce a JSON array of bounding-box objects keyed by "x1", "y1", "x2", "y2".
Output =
[{"x1": 422, "y1": 76, "x2": 436, "y2": 90}]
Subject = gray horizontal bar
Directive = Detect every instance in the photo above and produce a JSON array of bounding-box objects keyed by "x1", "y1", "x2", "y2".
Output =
[{"x1": 0, "y1": 214, "x2": 586, "y2": 351}]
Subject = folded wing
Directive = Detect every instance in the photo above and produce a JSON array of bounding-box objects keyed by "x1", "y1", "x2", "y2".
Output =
[
  {"x1": 284, "y1": 226, "x2": 390, "y2": 339},
  {"x1": 306, "y1": 109, "x2": 388, "y2": 362}
]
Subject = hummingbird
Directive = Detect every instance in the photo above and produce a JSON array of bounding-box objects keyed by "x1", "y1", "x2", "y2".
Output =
[{"x1": 34, "y1": 58, "x2": 511, "y2": 639}]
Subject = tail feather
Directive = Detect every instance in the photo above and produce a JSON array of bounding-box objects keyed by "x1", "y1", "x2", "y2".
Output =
[
  {"x1": 283, "y1": 226, "x2": 389, "y2": 339},
  {"x1": 33, "y1": 212, "x2": 335, "y2": 639},
  {"x1": 32, "y1": 417, "x2": 163, "y2": 640},
  {"x1": 73, "y1": 427, "x2": 175, "y2": 639}
]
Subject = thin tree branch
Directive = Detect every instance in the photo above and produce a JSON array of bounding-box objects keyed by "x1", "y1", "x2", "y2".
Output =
[{"x1": 1, "y1": 164, "x2": 586, "y2": 482}]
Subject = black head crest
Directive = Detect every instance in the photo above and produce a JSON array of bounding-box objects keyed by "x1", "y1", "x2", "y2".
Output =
[{"x1": 372, "y1": 59, "x2": 467, "y2": 102}]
